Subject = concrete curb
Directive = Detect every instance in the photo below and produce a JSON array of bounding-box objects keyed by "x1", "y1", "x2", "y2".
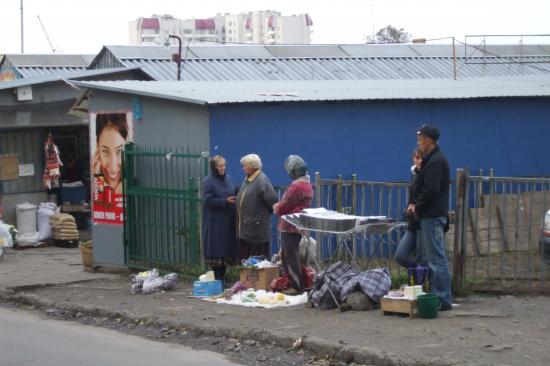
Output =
[{"x1": 0, "y1": 289, "x2": 454, "y2": 366}]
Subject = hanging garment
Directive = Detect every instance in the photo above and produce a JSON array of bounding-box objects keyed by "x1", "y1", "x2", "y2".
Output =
[{"x1": 42, "y1": 135, "x2": 63, "y2": 189}]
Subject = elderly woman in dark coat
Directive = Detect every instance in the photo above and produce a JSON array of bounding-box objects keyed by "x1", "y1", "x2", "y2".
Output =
[
  {"x1": 236, "y1": 153, "x2": 278, "y2": 260},
  {"x1": 274, "y1": 155, "x2": 314, "y2": 293},
  {"x1": 202, "y1": 155, "x2": 238, "y2": 281}
]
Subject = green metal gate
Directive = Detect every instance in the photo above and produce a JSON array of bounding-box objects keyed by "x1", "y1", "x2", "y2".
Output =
[{"x1": 123, "y1": 144, "x2": 208, "y2": 271}]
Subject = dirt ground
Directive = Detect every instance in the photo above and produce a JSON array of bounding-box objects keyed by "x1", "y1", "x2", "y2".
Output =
[
  {"x1": 2, "y1": 276, "x2": 549, "y2": 366},
  {"x1": 2, "y1": 246, "x2": 550, "y2": 365}
]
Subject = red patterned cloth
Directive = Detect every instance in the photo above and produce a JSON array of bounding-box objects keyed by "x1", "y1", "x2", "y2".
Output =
[{"x1": 270, "y1": 266, "x2": 316, "y2": 291}]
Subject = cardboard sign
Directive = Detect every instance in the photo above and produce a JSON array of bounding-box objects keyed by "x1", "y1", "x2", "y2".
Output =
[{"x1": 0, "y1": 154, "x2": 19, "y2": 181}]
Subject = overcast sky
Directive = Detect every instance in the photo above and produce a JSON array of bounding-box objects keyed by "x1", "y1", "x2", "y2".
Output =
[{"x1": 1, "y1": 0, "x2": 549, "y2": 54}]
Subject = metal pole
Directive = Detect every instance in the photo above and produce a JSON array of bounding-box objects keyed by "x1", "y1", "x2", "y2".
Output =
[
  {"x1": 20, "y1": 0, "x2": 24, "y2": 53},
  {"x1": 168, "y1": 35, "x2": 182, "y2": 81},
  {"x1": 452, "y1": 37, "x2": 457, "y2": 80},
  {"x1": 452, "y1": 168, "x2": 465, "y2": 292}
]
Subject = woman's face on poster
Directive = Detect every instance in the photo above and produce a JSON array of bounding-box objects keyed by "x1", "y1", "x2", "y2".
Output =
[{"x1": 98, "y1": 126, "x2": 125, "y2": 190}]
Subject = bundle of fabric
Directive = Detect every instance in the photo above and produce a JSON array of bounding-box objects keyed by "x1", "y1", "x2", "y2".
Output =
[
  {"x1": 50, "y1": 213, "x2": 79, "y2": 241},
  {"x1": 269, "y1": 266, "x2": 316, "y2": 292},
  {"x1": 309, "y1": 261, "x2": 391, "y2": 310}
]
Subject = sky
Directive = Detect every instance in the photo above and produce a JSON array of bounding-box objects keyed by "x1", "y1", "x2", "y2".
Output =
[{"x1": 0, "y1": 0, "x2": 549, "y2": 54}]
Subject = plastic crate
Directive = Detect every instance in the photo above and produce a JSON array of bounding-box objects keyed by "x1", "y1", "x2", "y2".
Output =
[
  {"x1": 60, "y1": 185, "x2": 86, "y2": 204},
  {"x1": 193, "y1": 280, "x2": 223, "y2": 297}
]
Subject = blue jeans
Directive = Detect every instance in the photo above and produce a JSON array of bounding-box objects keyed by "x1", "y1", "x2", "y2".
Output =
[
  {"x1": 394, "y1": 230, "x2": 423, "y2": 269},
  {"x1": 420, "y1": 217, "x2": 453, "y2": 306}
]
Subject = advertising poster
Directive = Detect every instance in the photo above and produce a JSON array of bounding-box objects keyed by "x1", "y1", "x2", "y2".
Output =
[{"x1": 90, "y1": 111, "x2": 133, "y2": 226}]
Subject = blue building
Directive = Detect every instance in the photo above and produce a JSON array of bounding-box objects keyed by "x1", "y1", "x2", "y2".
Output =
[{"x1": 77, "y1": 77, "x2": 550, "y2": 187}]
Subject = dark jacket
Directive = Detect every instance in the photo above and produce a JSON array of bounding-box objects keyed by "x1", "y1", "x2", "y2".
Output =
[
  {"x1": 415, "y1": 145, "x2": 450, "y2": 219},
  {"x1": 201, "y1": 173, "x2": 238, "y2": 259},
  {"x1": 236, "y1": 170, "x2": 278, "y2": 243},
  {"x1": 406, "y1": 167, "x2": 421, "y2": 231}
]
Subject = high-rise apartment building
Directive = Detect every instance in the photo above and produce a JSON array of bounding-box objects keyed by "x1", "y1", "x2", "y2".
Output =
[{"x1": 129, "y1": 11, "x2": 313, "y2": 46}]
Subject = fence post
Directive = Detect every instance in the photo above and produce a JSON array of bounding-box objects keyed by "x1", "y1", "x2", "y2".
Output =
[
  {"x1": 336, "y1": 174, "x2": 343, "y2": 212},
  {"x1": 453, "y1": 168, "x2": 466, "y2": 292},
  {"x1": 351, "y1": 173, "x2": 357, "y2": 214},
  {"x1": 460, "y1": 167, "x2": 470, "y2": 289},
  {"x1": 315, "y1": 171, "x2": 321, "y2": 208}
]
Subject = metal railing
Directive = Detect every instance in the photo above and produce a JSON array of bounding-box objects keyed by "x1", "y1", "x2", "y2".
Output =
[
  {"x1": 453, "y1": 168, "x2": 550, "y2": 292},
  {"x1": 123, "y1": 144, "x2": 208, "y2": 271}
]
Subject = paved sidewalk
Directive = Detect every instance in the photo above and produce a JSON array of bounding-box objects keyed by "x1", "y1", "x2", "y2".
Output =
[{"x1": 1, "y1": 246, "x2": 549, "y2": 366}]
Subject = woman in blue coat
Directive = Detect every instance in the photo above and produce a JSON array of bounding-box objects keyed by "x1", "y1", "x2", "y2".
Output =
[{"x1": 202, "y1": 155, "x2": 238, "y2": 281}]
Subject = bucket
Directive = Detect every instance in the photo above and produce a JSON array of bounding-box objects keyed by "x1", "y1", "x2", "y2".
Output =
[
  {"x1": 80, "y1": 242, "x2": 93, "y2": 267},
  {"x1": 417, "y1": 293, "x2": 440, "y2": 319}
]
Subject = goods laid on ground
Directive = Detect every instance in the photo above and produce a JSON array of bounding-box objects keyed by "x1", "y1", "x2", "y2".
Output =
[
  {"x1": 50, "y1": 213, "x2": 79, "y2": 241},
  {"x1": 213, "y1": 288, "x2": 308, "y2": 308},
  {"x1": 37, "y1": 202, "x2": 57, "y2": 241},
  {"x1": 15, "y1": 203, "x2": 39, "y2": 246},
  {"x1": 130, "y1": 268, "x2": 178, "y2": 294}
]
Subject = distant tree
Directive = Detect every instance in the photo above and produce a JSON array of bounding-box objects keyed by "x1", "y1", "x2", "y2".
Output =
[{"x1": 366, "y1": 25, "x2": 410, "y2": 44}]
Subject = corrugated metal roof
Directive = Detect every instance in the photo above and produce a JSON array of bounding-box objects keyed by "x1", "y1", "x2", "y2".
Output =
[
  {"x1": 0, "y1": 67, "x2": 140, "y2": 90},
  {"x1": 101, "y1": 44, "x2": 550, "y2": 60},
  {"x1": 14, "y1": 66, "x2": 87, "y2": 78},
  {"x1": 189, "y1": 45, "x2": 275, "y2": 59},
  {"x1": 73, "y1": 76, "x2": 550, "y2": 105},
  {"x1": 265, "y1": 45, "x2": 349, "y2": 58},
  {"x1": 118, "y1": 56, "x2": 550, "y2": 81},
  {"x1": 88, "y1": 44, "x2": 550, "y2": 81},
  {"x1": 1, "y1": 54, "x2": 94, "y2": 67}
]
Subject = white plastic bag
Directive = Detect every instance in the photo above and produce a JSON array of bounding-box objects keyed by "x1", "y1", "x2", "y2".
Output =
[
  {"x1": 16, "y1": 232, "x2": 40, "y2": 247},
  {"x1": 142, "y1": 277, "x2": 165, "y2": 294},
  {"x1": 37, "y1": 202, "x2": 57, "y2": 241},
  {"x1": 0, "y1": 221, "x2": 14, "y2": 248},
  {"x1": 299, "y1": 236, "x2": 317, "y2": 266}
]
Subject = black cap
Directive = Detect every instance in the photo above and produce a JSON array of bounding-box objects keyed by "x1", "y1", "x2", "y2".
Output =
[{"x1": 417, "y1": 124, "x2": 440, "y2": 141}]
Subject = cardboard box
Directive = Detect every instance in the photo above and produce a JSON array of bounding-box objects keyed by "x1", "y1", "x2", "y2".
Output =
[
  {"x1": 239, "y1": 267, "x2": 279, "y2": 290},
  {"x1": 193, "y1": 280, "x2": 223, "y2": 297},
  {"x1": 0, "y1": 154, "x2": 19, "y2": 181}
]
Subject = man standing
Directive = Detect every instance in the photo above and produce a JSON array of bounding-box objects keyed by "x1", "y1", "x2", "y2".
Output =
[{"x1": 410, "y1": 124, "x2": 453, "y2": 310}]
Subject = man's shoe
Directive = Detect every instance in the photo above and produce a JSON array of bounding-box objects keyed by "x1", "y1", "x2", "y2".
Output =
[{"x1": 439, "y1": 303, "x2": 453, "y2": 311}]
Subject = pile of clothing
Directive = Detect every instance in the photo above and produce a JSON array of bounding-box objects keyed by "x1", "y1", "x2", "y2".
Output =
[
  {"x1": 309, "y1": 261, "x2": 391, "y2": 310},
  {"x1": 50, "y1": 213, "x2": 79, "y2": 241}
]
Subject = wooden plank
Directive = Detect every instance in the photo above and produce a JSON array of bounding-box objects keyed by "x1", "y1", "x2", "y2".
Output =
[
  {"x1": 380, "y1": 298, "x2": 417, "y2": 318},
  {"x1": 468, "y1": 208, "x2": 481, "y2": 256},
  {"x1": 496, "y1": 206, "x2": 509, "y2": 252}
]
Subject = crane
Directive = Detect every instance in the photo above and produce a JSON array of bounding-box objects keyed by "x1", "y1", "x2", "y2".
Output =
[{"x1": 37, "y1": 15, "x2": 56, "y2": 53}]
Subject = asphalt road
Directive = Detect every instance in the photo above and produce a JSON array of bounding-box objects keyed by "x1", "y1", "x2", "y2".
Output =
[{"x1": 0, "y1": 307, "x2": 242, "y2": 366}]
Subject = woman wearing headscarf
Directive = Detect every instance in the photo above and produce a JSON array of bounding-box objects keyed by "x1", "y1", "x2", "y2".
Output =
[
  {"x1": 201, "y1": 155, "x2": 238, "y2": 281},
  {"x1": 274, "y1": 155, "x2": 314, "y2": 293},
  {"x1": 236, "y1": 153, "x2": 278, "y2": 260}
]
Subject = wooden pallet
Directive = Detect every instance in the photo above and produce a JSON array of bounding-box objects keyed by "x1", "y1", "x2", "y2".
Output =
[{"x1": 380, "y1": 297, "x2": 417, "y2": 318}]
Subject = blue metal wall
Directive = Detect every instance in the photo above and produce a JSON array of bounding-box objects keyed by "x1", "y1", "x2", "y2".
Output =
[{"x1": 209, "y1": 98, "x2": 550, "y2": 186}]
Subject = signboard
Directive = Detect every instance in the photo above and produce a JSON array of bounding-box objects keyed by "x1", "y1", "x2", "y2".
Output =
[
  {"x1": 90, "y1": 111, "x2": 133, "y2": 226},
  {"x1": 18, "y1": 164, "x2": 35, "y2": 177},
  {"x1": 0, "y1": 154, "x2": 19, "y2": 181}
]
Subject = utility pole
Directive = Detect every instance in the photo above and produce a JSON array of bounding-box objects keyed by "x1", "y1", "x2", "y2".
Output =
[{"x1": 20, "y1": 0, "x2": 24, "y2": 53}]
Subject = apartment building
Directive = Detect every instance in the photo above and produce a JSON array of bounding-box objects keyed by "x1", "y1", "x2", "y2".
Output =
[{"x1": 129, "y1": 11, "x2": 312, "y2": 45}]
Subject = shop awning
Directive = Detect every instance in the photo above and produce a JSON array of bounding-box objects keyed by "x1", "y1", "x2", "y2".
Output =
[{"x1": 0, "y1": 100, "x2": 87, "y2": 129}]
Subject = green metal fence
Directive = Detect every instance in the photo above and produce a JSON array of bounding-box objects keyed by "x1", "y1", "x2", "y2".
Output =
[{"x1": 123, "y1": 144, "x2": 208, "y2": 271}]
